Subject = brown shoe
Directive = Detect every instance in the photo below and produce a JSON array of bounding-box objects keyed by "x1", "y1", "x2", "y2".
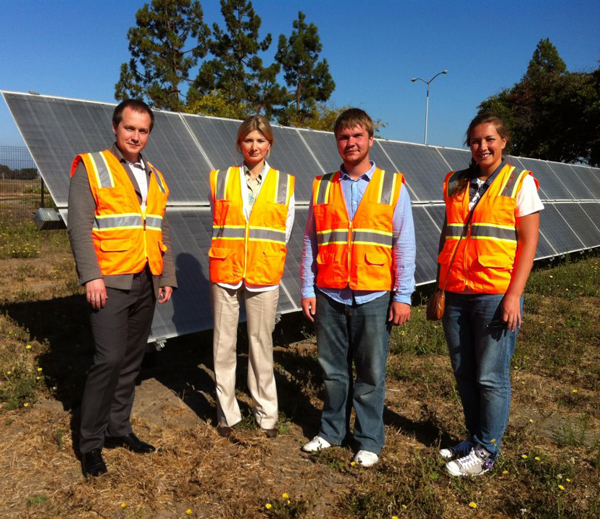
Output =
[
  {"x1": 264, "y1": 428, "x2": 278, "y2": 439},
  {"x1": 217, "y1": 425, "x2": 233, "y2": 438}
]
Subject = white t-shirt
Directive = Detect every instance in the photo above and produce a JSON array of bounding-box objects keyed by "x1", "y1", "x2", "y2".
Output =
[{"x1": 470, "y1": 174, "x2": 544, "y2": 217}]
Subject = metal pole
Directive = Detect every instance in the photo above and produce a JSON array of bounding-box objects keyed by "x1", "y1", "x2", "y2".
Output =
[
  {"x1": 424, "y1": 84, "x2": 430, "y2": 145},
  {"x1": 411, "y1": 70, "x2": 448, "y2": 146}
]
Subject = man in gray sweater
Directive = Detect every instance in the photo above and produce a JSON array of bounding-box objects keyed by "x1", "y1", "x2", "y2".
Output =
[{"x1": 68, "y1": 99, "x2": 177, "y2": 477}]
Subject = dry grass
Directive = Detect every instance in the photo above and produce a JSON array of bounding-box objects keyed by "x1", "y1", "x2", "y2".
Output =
[{"x1": 0, "y1": 223, "x2": 599, "y2": 518}]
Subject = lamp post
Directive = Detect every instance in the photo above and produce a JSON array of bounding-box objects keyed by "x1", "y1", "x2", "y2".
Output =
[{"x1": 411, "y1": 70, "x2": 448, "y2": 145}]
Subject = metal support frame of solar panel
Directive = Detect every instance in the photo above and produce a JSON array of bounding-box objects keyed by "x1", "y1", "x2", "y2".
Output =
[{"x1": 3, "y1": 90, "x2": 600, "y2": 343}]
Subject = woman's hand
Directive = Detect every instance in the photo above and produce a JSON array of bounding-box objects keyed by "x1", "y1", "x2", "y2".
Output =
[{"x1": 501, "y1": 293, "x2": 521, "y2": 332}]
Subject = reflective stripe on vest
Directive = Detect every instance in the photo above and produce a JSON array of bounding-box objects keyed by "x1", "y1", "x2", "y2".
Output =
[
  {"x1": 209, "y1": 166, "x2": 294, "y2": 286},
  {"x1": 71, "y1": 150, "x2": 169, "y2": 276},
  {"x1": 313, "y1": 168, "x2": 403, "y2": 291}
]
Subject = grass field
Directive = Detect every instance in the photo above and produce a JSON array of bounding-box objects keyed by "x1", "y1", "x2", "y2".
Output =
[{"x1": 0, "y1": 221, "x2": 598, "y2": 518}]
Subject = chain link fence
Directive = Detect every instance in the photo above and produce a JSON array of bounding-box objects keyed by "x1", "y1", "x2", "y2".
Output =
[{"x1": 0, "y1": 145, "x2": 48, "y2": 223}]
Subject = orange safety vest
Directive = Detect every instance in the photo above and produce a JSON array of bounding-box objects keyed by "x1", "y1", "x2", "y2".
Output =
[
  {"x1": 438, "y1": 163, "x2": 538, "y2": 294},
  {"x1": 312, "y1": 168, "x2": 404, "y2": 291},
  {"x1": 70, "y1": 150, "x2": 169, "y2": 277},
  {"x1": 209, "y1": 166, "x2": 295, "y2": 286}
]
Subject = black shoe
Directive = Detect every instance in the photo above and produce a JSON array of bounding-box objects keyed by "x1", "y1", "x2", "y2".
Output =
[
  {"x1": 216, "y1": 425, "x2": 233, "y2": 438},
  {"x1": 104, "y1": 432, "x2": 156, "y2": 454},
  {"x1": 82, "y1": 449, "x2": 107, "y2": 477}
]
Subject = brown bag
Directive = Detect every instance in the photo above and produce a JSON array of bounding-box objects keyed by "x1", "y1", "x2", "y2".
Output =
[{"x1": 426, "y1": 288, "x2": 446, "y2": 321}]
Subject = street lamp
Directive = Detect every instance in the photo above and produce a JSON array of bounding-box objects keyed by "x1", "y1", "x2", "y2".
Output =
[{"x1": 411, "y1": 70, "x2": 448, "y2": 145}]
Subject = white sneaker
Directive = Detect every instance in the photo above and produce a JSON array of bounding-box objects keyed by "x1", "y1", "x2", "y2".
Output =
[
  {"x1": 439, "y1": 439, "x2": 473, "y2": 460},
  {"x1": 445, "y1": 446, "x2": 494, "y2": 477},
  {"x1": 353, "y1": 450, "x2": 379, "y2": 468},
  {"x1": 302, "y1": 436, "x2": 331, "y2": 453}
]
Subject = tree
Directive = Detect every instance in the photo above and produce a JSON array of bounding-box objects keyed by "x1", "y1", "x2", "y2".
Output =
[
  {"x1": 185, "y1": 90, "x2": 249, "y2": 120},
  {"x1": 115, "y1": 0, "x2": 209, "y2": 111},
  {"x1": 275, "y1": 11, "x2": 335, "y2": 126},
  {"x1": 189, "y1": 0, "x2": 285, "y2": 116},
  {"x1": 478, "y1": 39, "x2": 600, "y2": 165}
]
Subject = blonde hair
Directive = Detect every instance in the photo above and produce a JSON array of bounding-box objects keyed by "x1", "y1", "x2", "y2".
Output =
[
  {"x1": 236, "y1": 115, "x2": 274, "y2": 154},
  {"x1": 333, "y1": 108, "x2": 375, "y2": 138}
]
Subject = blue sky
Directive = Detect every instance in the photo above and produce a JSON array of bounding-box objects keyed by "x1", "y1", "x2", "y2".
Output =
[{"x1": 1, "y1": 0, "x2": 599, "y2": 150}]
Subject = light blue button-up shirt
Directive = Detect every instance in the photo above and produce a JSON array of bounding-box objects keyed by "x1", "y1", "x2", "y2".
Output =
[{"x1": 301, "y1": 162, "x2": 416, "y2": 305}]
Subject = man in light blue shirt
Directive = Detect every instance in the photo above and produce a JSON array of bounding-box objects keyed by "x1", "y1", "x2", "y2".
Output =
[{"x1": 300, "y1": 108, "x2": 416, "y2": 467}]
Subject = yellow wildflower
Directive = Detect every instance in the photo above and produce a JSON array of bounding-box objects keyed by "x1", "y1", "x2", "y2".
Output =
[
  {"x1": 558, "y1": 485, "x2": 565, "y2": 491},
  {"x1": 402, "y1": 504, "x2": 407, "y2": 509},
  {"x1": 469, "y1": 502, "x2": 477, "y2": 509},
  {"x1": 37, "y1": 367, "x2": 42, "y2": 372},
  {"x1": 26, "y1": 345, "x2": 32, "y2": 350},
  {"x1": 186, "y1": 511, "x2": 192, "y2": 516},
  {"x1": 6, "y1": 371, "x2": 11, "y2": 375},
  {"x1": 502, "y1": 470, "x2": 509, "y2": 475},
  {"x1": 121, "y1": 503, "x2": 127, "y2": 508},
  {"x1": 535, "y1": 456, "x2": 540, "y2": 461},
  {"x1": 521, "y1": 454, "x2": 528, "y2": 459},
  {"x1": 529, "y1": 419, "x2": 534, "y2": 423},
  {"x1": 572, "y1": 389, "x2": 578, "y2": 393},
  {"x1": 351, "y1": 461, "x2": 356, "y2": 467},
  {"x1": 566, "y1": 478, "x2": 571, "y2": 483},
  {"x1": 265, "y1": 503, "x2": 272, "y2": 510},
  {"x1": 282, "y1": 493, "x2": 289, "y2": 499},
  {"x1": 24, "y1": 403, "x2": 29, "y2": 407}
]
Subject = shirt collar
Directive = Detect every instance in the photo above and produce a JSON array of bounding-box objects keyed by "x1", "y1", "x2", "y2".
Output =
[
  {"x1": 112, "y1": 143, "x2": 145, "y2": 171},
  {"x1": 340, "y1": 161, "x2": 376, "y2": 181},
  {"x1": 472, "y1": 159, "x2": 506, "y2": 187},
  {"x1": 242, "y1": 161, "x2": 269, "y2": 180}
]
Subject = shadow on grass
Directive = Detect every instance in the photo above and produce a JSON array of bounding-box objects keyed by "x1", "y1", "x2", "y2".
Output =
[{"x1": 1, "y1": 297, "x2": 324, "y2": 442}]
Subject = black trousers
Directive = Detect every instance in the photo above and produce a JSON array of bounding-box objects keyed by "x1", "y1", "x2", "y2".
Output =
[{"x1": 79, "y1": 268, "x2": 156, "y2": 453}]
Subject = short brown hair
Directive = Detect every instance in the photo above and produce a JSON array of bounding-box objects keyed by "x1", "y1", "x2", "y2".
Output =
[
  {"x1": 333, "y1": 108, "x2": 375, "y2": 138},
  {"x1": 236, "y1": 115, "x2": 274, "y2": 153},
  {"x1": 112, "y1": 99, "x2": 154, "y2": 132}
]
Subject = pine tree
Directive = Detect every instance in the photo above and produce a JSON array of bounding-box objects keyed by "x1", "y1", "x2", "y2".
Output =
[
  {"x1": 189, "y1": 0, "x2": 285, "y2": 116},
  {"x1": 115, "y1": 0, "x2": 209, "y2": 111},
  {"x1": 275, "y1": 11, "x2": 335, "y2": 126}
]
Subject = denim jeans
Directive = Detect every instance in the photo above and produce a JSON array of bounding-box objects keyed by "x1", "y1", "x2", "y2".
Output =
[
  {"x1": 442, "y1": 292, "x2": 522, "y2": 459},
  {"x1": 314, "y1": 290, "x2": 391, "y2": 454}
]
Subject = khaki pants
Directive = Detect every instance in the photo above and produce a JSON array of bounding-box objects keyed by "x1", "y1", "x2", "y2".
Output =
[{"x1": 210, "y1": 283, "x2": 279, "y2": 429}]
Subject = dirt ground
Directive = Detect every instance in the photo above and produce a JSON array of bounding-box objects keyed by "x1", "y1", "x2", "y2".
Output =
[{"x1": 1, "y1": 249, "x2": 599, "y2": 518}]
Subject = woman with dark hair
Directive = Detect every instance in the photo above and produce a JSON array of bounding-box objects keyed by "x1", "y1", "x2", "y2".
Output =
[
  {"x1": 208, "y1": 115, "x2": 295, "y2": 439},
  {"x1": 437, "y1": 113, "x2": 543, "y2": 476}
]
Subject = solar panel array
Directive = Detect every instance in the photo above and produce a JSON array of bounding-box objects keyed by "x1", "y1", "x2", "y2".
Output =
[{"x1": 3, "y1": 91, "x2": 600, "y2": 343}]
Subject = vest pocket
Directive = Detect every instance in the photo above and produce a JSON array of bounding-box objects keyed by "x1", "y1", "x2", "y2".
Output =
[
  {"x1": 364, "y1": 252, "x2": 387, "y2": 266},
  {"x1": 477, "y1": 254, "x2": 511, "y2": 269},
  {"x1": 100, "y1": 239, "x2": 132, "y2": 252},
  {"x1": 208, "y1": 247, "x2": 230, "y2": 260}
]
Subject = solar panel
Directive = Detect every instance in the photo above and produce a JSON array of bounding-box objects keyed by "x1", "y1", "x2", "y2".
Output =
[
  {"x1": 436, "y1": 147, "x2": 471, "y2": 172},
  {"x1": 3, "y1": 91, "x2": 600, "y2": 344},
  {"x1": 547, "y1": 162, "x2": 594, "y2": 200},
  {"x1": 412, "y1": 206, "x2": 442, "y2": 284},
  {"x1": 539, "y1": 203, "x2": 586, "y2": 253},
  {"x1": 518, "y1": 157, "x2": 573, "y2": 200},
  {"x1": 376, "y1": 141, "x2": 448, "y2": 201}
]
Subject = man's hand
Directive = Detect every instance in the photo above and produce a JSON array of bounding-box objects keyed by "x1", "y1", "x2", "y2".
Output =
[
  {"x1": 86, "y1": 278, "x2": 107, "y2": 310},
  {"x1": 301, "y1": 297, "x2": 317, "y2": 322},
  {"x1": 388, "y1": 301, "x2": 410, "y2": 326},
  {"x1": 158, "y1": 286, "x2": 173, "y2": 304}
]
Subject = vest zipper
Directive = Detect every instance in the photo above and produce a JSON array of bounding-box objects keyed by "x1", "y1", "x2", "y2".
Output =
[{"x1": 347, "y1": 220, "x2": 353, "y2": 284}]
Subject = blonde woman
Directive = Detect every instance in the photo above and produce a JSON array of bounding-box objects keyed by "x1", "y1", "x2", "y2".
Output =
[{"x1": 208, "y1": 116, "x2": 295, "y2": 438}]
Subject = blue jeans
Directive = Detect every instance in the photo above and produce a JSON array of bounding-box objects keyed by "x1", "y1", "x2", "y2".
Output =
[
  {"x1": 442, "y1": 292, "x2": 522, "y2": 459},
  {"x1": 314, "y1": 290, "x2": 391, "y2": 454}
]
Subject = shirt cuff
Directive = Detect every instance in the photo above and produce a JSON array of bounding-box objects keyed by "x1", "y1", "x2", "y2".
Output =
[
  {"x1": 301, "y1": 286, "x2": 316, "y2": 299},
  {"x1": 393, "y1": 292, "x2": 412, "y2": 305}
]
